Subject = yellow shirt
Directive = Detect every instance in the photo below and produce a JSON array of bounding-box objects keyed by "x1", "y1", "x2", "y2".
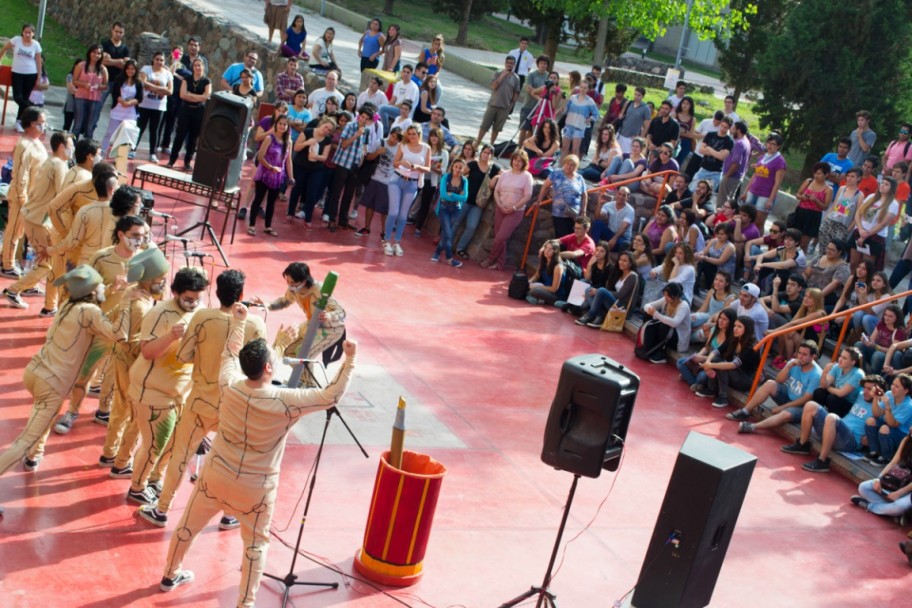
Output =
[
  {"x1": 47, "y1": 178, "x2": 96, "y2": 237},
  {"x1": 22, "y1": 156, "x2": 68, "y2": 227},
  {"x1": 176, "y1": 307, "x2": 267, "y2": 418},
  {"x1": 26, "y1": 301, "x2": 128, "y2": 396},
  {"x1": 209, "y1": 318, "x2": 355, "y2": 483},
  {"x1": 52, "y1": 199, "x2": 115, "y2": 265},
  {"x1": 127, "y1": 298, "x2": 195, "y2": 408},
  {"x1": 8, "y1": 136, "x2": 47, "y2": 209},
  {"x1": 89, "y1": 246, "x2": 133, "y2": 313}
]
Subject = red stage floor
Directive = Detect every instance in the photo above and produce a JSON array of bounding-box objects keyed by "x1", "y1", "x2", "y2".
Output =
[{"x1": 1, "y1": 137, "x2": 910, "y2": 607}]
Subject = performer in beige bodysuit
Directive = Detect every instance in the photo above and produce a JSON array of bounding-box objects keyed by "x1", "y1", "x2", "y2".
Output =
[
  {"x1": 1, "y1": 107, "x2": 47, "y2": 279},
  {"x1": 3, "y1": 130, "x2": 73, "y2": 314},
  {"x1": 159, "y1": 303, "x2": 356, "y2": 606},
  {"x1": 100, "y1": 247, "x2": 170, "y2": 477},
  {"x1": 48, "y1": 172, "x2": 118, "y2": 267},
  {"x1": 255, "y1": 262, "x2": 345, "y2": 366},
  {"x1": 125, "y1": 267, "x2": 209, "y2": 507},
  {"x1": 0, "y1": 265, "x2": 128, "y2": 513},
  {"x1": 138, "y1": 269, "x2": 267, "y2": 529}
]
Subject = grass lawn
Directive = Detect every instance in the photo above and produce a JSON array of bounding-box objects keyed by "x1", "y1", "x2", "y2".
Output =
[{"x1": 3, "y1": 0, "x2": 87, "y2": 84}]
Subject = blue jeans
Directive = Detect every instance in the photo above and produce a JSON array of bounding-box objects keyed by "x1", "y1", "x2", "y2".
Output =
[
  {"x1": 456, "y1": 204, "x2": 484, "y2": 252},
  {"x1": 379, "y1": 105, "x2": 401, "y2": 135},
  {"x1": 589, "y1": 287, "x2": 617, "y2": 317},
  {"x1": 386, "y1": 175, "x2": 419, "y2": 242},
  {"x1": 590, "y1": 222, "x2": 630, "y2": 251},
  {"x1": 615, "y1": 159, "x2": 640, "y2": 192},
  {"x1": 73, "y1": 98, "x2": 102, "y2": 139},
  {"x1": 864, "y1": 419, "x2": 908, "y2": 460},
  {"x1": 851, "y1": 311, "x2": 878, "y2": 336},
  {"x1": 857, "y1": 478, "x2": 912, "y2": 516},
  {"x1": 580, "y1": 164, "x2": 603, "y2": 182},
  {"x1": 677, "y1": 356, "x2": 708, "y2": 387},
  {"x1": 435, "y1": 204, "x2": 460, "y2": 259}
]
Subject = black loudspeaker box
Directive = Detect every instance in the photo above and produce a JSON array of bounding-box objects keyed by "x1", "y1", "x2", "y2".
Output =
[
  {"x1": 541, "y1": 354, "x2": 639, "y2": 478},
  {"x1": 193, "y1": 91, "x2": 253, "y2": 190},
  {"x1": 632, "y1": 432, "x2": 756, "y2": 608}
]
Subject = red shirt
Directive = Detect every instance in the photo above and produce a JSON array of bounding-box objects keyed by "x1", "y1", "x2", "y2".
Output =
[{"x1": 559, "y1": 233, "x2": 596, "y2": 268}]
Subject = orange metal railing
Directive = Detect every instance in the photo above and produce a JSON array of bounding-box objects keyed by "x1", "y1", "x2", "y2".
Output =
[
  {"x1": 519, "y1": 169, "x2": 679, "y2": 269},
  {"x1": 748, "y1": 289, "x2": 912, "y2": 398}
]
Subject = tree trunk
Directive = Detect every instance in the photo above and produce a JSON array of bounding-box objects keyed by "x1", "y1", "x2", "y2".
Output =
[
  {"x1": 383, "y1": 0, "x2": 395, "y2": 16},
  {"x1": 543, "y1": 16, "x2": 563, "y2": 63},
  {"x1": 456, "y1": 0, "x2": 474, "y2": 46},
  {"x1": 731, "y1": 85, "x2": 742, "y2": 107},
  {"x1": 593, "y1": 16, "x2": 609, "y2": 65}
]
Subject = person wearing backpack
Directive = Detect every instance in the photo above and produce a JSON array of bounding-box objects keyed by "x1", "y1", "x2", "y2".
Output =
[
  {"x1": 639, "y1": 281, "x2": 691, "y2": 363},
  {"x1": 881, "y1": 123, "x2": 912, "y2": 177},
  {"x1": 557, "y1": 215, "x2": 596, "y2": 274}
]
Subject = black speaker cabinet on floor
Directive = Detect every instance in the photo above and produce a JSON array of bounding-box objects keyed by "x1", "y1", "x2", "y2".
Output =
[
  {"x1": 541, "y1": 354, "x2": 639, "y2": 478},
  {"x1": 193, "y1": 91, "x2": 252, "y2": 190},
  {"x1": 631, "y1": 432, "x2": 756, "y2": 608}
]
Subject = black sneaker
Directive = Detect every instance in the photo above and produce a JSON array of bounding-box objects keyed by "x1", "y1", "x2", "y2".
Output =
[
  {"x1": 874, "y1": 455, "x2": 888, "y2": 466},
  {"x1": 737, "y1": 421, "x2": 756, "y2": 434},
  {"x1": 110, "y1": 464, "x2": 134, "y2": 479},
  {"x1": 586, "y1": 317, "x2": 605, "y2": 329},
  {"x1": 850, "y1": 495, "x2": 870, "y2": 509},
  {"x1": 23, "y1": 456, "x2": 42, "y2": 471},
  {"x1": 4, "y1": 289, "x2": 28, "y2": 309},
  {"x1": 802, "y1": 458, "x2": 831, "y2": 473},
  {"x1": 863, "y1": 451, "x2": 880, "y2": 463},
  {"x1": 93, "y1": 410, "x2": 109, "y2": 425},
  {"x1": 127, "y1": 486, "x2": 158, "y2": 506},
  {"x1": 781, "y1": 441, "x2": 811, "y2": 455},
  {"x1": 575, "y1": 314, "x2": 593, "y2": 326},
  {"x1": 219, "y1": 515, "x2": 240, "y2": 530},
  {"x1": 695, "y1": 388, "x2": 715, "y2": 398},
  {"x1": 456, "y1": 250, "x2": 468, "y2": 259},
  {"x1": 160, "y1": 570, "x2": 194, "y2": 592},
  {"x1": 148, "y1": 479, "x2": 164, "y2": 498},
  {"x1": 648, "y1": 353, "x2": 668, "y2": 364},
  {"x1": 0, "y1": 267, "x2": 21, "y2": 279},
  {"x1": 354, "y1": 227, "x2": 370, "y2": 238},
  {"x1": 88, "y1": 385, "x2": 101, "y2": 396},
  {"x1": 138, "y1": 505, "x2": 168, "y2": 528},
  {"x1": 38, "y1": 308, "x2": 56, "y2": 318},
  {"x1": 711, "y1": 397, "x2": 728, "y2": 408},
  {"x1": 726, "y1": 409, "x2": 751, "y2": 421},
  {"x1": 98, "y1": 455, "x2": 115, "y2": 468},
  {"x1": 237, "y1": 208, "x2": 248, "y2": 220},
  {"x1": 20, "y1": 288, "x2": 44, "y2": 297}
]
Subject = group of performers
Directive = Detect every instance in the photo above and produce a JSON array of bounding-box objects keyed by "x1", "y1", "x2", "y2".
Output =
[{"x1": 0, "y1": 107, "x2": 358, "y2": 607}]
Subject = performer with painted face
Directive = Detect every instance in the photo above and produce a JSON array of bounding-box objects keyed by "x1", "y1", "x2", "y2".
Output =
[
  {"x1": 159, "y1": 303, "x2": 356, "y2": 606},
  {"x1": 0, "y1": 265, "x2": 129, "y2": 511},
  {"x1": 138, "y1": 269, "x2": 269, "y2": 529},
  {"x1": 124, "y1": 267, "x2": 209, "y2": 507}
]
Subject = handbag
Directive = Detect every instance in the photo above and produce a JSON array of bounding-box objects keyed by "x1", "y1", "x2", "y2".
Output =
[
  {"x1": 476, "y1": 174, "x2": 495, "y2": 209},
  {"x1": 508, "y1": 271, "x2": 530, "y2": 300},
  {"x1": 881, "y1": 465, "x2": 912, "y2": 492},
  {"x1": 602, "y1": 273, "x2": 638, "y2": 332}
]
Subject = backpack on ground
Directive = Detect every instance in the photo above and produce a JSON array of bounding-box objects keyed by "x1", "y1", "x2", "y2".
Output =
[
  {"x1": 508, "y1": 272, "x2": 530, "y2": 300},
  {"x1": 634, "y1": 318, "x2": 674, "y2": 360}
]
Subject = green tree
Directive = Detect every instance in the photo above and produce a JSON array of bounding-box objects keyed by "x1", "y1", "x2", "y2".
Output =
[
  {"x1": 755, "y1": 0, "x2": 912, "y2": 176},
  {"x1": 713, "y1": 0, "x2": 795, "y2": 105},
  {"x1": 528, "y1": 0, "x2": 756, "y2": 62},
  {"x1": 438, "y1": 0, "x2": 507, "y2": 46}
]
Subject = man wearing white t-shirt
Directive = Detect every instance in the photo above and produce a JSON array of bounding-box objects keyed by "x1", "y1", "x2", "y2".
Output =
[
  {"x1": 685, "y1": 110, "x2": 724, "y2": 181},
  {"x1": 308, "y1": 70, "x2": 344, "y2": 118},
  {"x1": 357, "y1": 75, "x2": 389, "y2": 110},
  {"x1": 378, "y1": 65, "x2": 420, "y2": 135}
]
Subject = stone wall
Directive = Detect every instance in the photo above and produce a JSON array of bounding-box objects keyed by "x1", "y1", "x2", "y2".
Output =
[
  {"x1": 602, "y1": 66, "x2": 715, "y2": 96},
  {"x1": 29, "y1": 0, "x2": 350, "y2": 100}
]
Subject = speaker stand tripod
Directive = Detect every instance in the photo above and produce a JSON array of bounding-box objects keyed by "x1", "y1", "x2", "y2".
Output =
[
  {"x1": 178, "y1": 168, "x2": 230, "y2": 266},
  {"x1": 497, "y1": 474, "x2": 581, "y2": 608},
  {"x1": 262, "y1": 364, "x2": 369, "y2": 607}
]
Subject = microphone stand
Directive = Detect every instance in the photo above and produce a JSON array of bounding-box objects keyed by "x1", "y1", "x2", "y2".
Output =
[{"x1": 263, "y1": 271, "x2": 369, "y2": 606}]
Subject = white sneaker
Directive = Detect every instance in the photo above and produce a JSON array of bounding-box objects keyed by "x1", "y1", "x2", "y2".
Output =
[
  {"x1": 348, "y1": 209, "x2": 359, "y2": 220},
  {"x1": 322, "y1": 213, "x2": 330, "y2": 222},
  {"x1": 295, "y1": 210, "x2": 307, "y2": 219},
  {"x1": 383, "y1": 243, "x2": 394, "y2": 256},
  {"x1": 393, "y1": 243, "x2": 404, "y2": 257},
  {"x1": 151, "y1": 154, "x2": 159, "y2": 163},
  {"x1": 54, "y1": 411, "x2": 78, "y2": 435},
  {"x1": 15, "y1": 121, "x2": 24, "y2": 133}
]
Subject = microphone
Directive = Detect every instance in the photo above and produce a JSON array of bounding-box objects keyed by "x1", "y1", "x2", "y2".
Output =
[
  {"x1": 282, "y1": 356, "x2": 320, "y2": 366},
  {"x1": 147, "y1": 209, "x2": 175, "y2": 219},
  {"x1": 241, "y1": 301, "x2": 265, "y2": 308},
  {"x1": 165, "y1": 234, "x2": 191, "y2": 244},
  {"x1": 185, "y1": 251, "x2": 213, "y2": 259}
]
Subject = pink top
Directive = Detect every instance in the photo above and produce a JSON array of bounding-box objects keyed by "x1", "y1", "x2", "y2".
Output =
[
  {"x1": 494, "y1": 170, "x2": 534, "y2": 209},
  {"x1": 798, "y1": 187, "x2": 828, "y2": 212},
  {"x1": 75, "y1": 67, "x2": 104, "y2": 102}
]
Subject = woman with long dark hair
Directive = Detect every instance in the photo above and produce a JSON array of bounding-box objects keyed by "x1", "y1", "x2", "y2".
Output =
[
  {"x1": 413, "y1": 74, "x2": 440, "y2": 124},
  {"x1": 248, "y1": 115, "x2": 294, "y2": 237},
  {"x1": 72, "y1": 44, "x2": 108, "y2": 139},
  {"x1": 167, "y1": 58, "x2": 210, "y2": 171},
  {"x1": 431, "y1": 158, "x2": 469, "y2": 268},
  {"x1": 101, "y1": 59, "x2": 144, "y2": 157},
  {"x1": 281, "y1": 14, "x2": 309, "y2": 59},
  {"x1": 854, "y1": 423, "x2": 912, "y2": 516},
  {"x1": 527, "y1": 239, "x2": 566, "y2": 305},
  {"x1": 136, "y1": 52, "x2": 173, "y2": 163},
  {"x1": 698, "y1": 315, "x2": 759, "y2": 407},
  {"x1": 673, "y1": 96, "x2": 696, "y2": 165},
  {"x1": 850, "y1": 176, "x2": 899, "y2": 270},
  {"x1": 678, "y1": 307, "x2": 736, "y2": 392},
  {"x1": 381, "y1": 24, "x2": 402, "y2": 73},
  {"x1": 0, "y1": 23, "x2": 42, "y2": 131},
  {"x1": 577, "y1": 250, "x2": 638, "y2": 327},
  {"x1": 358, "y1": 18, "x2": 385, "y2": 72},
  {"x1": 641, "y1": 281, "x2": 691, "y2": 363}
]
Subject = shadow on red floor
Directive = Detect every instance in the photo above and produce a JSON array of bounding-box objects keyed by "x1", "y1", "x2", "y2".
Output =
[{"x1": 0, "y1": 126, "x2": 909, "y2": 607}]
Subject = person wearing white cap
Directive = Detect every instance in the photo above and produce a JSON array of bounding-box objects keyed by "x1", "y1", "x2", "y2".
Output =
[
  {"x1": 0, "y1": 265, "x2": 129, "y2": 491},
  {"x1": 726, "y1": 282, "x2": 769, "y2": 342}
]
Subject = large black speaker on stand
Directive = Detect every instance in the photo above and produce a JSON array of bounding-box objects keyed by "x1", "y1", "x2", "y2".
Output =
[
  {"x1": 499, "y1": 355, "x2": 640, "y2": 608},
  {"x1": 631, "y1": 432, "x2": 756, "y2": 608},
  {"x1": 193, "y1": 91, "x2": 252, "y2": 191}
]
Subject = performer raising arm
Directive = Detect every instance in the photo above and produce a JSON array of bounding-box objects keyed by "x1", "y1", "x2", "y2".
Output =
[{"x1": 159, "y1": 303, "x2": 357, "y2": 606}]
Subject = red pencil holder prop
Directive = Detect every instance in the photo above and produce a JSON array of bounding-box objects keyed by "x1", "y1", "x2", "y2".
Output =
[{"x1": 354, "y1": 450, "x2": 447, "y2": 586}]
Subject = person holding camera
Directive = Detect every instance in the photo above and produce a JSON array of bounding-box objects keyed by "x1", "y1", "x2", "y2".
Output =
[{"x1": 159, "y1": 302, "x2": 357, "y2": 603}]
